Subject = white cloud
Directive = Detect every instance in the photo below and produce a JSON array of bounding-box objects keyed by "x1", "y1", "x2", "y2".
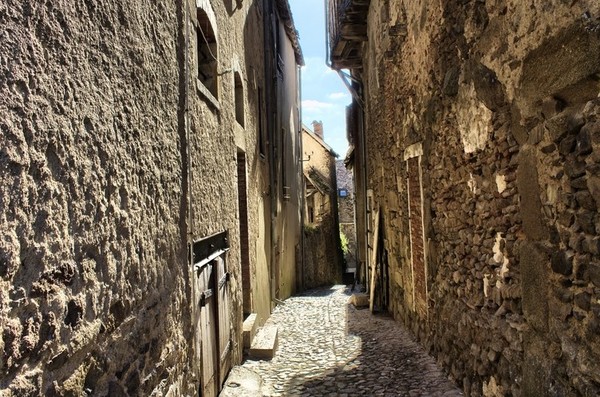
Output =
[
  {"x1": 328, "y1": 92, "x2": 349, "y2": 100},
  {"x1": 302, "y1": 99, "x2": 335, "y2": 113}
]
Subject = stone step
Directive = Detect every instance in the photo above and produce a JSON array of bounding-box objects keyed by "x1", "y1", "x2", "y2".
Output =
[
  {"x1": 349, "y1": 292, "x2": 369, "y2": 308},
  {"x1": 242, "y1": 313, "x2": 258, "y2": 349},
  {"x1": 248, "y1": 324, "x2": 278, "y2": 360}
]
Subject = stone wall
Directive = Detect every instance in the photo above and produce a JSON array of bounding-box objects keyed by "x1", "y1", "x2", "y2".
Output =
[
  {"x1": 303, "y1": 213, "x2": 342, "y2": 289},
  {"x1": 354, "y1": 0, "x2": 600, "y2": 395},
  {"x1": 0, "y1": 0, "x2": 301, "y2": 395},
  {"x1": 0, "y1": 1, "x2": 191, "y2": 394},
  {"x1": 336, "y1": 160, "x2": 358, "y2": 272}
]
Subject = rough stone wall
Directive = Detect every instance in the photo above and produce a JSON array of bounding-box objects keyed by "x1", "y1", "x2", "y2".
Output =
[
  {"x1": 0, "y1": 1, "x2": 192, "y2": 395},
  {"x1": 336, "y1": 159, "x2": 355, "y2": 224},
  {"x1": 187, "y1": 0, "x2": 273, "y2": 387},
  {"x1": 0, "y1": 0, "x2": 279, "y2": 395},
  {"x1": 358, "y1": 0, "x2": 600, "y2": 395},
  {"x1": 303, "y1": 213, "x2": 342, "y2": 289}
]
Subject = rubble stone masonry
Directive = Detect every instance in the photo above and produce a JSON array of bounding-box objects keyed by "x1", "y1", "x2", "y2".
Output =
[{"x1": 359, "y1": 0, "x2": 600, "y2": 395}]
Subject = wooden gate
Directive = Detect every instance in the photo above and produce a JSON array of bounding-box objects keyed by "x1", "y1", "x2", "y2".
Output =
[{"x1": 193, "y1": 231, "x2": 232, "y2": 397}]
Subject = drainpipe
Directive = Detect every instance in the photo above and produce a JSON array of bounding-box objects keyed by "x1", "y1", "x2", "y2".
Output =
[
  {"x1": 176, "y1": 0, "x2": 199, "y2": 387},
  {"x1": 358, "y1": 91, "x2": 368, "y2": 287},
  {"x1": 298, "y1": 64, "x2": 305, "y2": 292},
  {"x1": 185, "y1": 2, "x2": 194, "y2": 244},
  {"x1": 263, "y1": 0, "x2": 277, "y2": 306}
]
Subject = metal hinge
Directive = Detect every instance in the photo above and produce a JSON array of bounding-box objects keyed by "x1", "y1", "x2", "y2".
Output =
[
  {"x1": 199, "y1": 289, "x2": 213, "y2": 307},
  {"x1": 218, "y1": 272, "x2": 230, "y2": 289},
  {"x1": 220, "y1": 339, "x2": 231, "y2": 362}
]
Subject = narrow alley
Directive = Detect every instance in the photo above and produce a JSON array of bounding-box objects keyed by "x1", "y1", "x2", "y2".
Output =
[
  {"x1": 3, "y1": 0, "x2": 600, "y2": 395},
  {"x1": 224, "y1": 286, "x2": 462, "y2": 397}
]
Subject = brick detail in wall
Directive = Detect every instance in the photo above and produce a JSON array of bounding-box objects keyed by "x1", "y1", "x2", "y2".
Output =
[
  {"x1": 407, "y1": 157, "x2": 427, "y2": 314},
  {"x1": 237, "y1": 152, "x2": 251, "y2": 314}
]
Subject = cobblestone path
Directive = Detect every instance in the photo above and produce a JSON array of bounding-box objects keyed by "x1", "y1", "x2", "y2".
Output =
[{"x1": 241, "y1": 285, "x2": 462, "y2": 396}]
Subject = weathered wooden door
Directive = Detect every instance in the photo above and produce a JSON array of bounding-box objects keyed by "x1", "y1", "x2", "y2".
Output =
[
  {"x1": 215, "y1": 256, "x2": 232, "y2": 385},
  {"x1": 197, "y1": 261, "x2": 218, "y2": 397},
  {"x1": 193, "y1": 232, "x2": 232, "y2": 397}
]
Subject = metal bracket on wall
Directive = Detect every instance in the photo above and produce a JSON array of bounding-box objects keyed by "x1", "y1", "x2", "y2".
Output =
[{"x1": 191, "y1": 230, "x2": 230, "y2": 273}]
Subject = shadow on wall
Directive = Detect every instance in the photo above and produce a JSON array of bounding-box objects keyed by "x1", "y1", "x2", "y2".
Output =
[{"x1": 303, "y1": 216, "x2": 343, "y2": 289}]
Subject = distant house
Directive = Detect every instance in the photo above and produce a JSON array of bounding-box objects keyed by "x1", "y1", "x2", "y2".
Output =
[{"x1": 301, "y1": 122, "x2": 342, "y2": 289}]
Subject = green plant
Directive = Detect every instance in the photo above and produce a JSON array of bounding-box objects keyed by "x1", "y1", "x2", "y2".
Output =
[
  {"x1": 340, "y1": 230, "x2": 349, "y2": 255},
  {"x1": 304, "y1": 224, "x2": 317, "y2": 234}
]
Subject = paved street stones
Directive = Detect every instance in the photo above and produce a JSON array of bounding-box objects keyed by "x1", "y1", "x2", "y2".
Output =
[{"x1": 238, "y1": 286, "x2": 463, "y2": 396}]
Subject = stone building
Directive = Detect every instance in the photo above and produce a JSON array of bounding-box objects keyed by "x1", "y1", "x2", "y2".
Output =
[
  {"x1": 328, "y1": 0, "x2": 600, "y2": 396},
  {"x1": 1, "y1": 0, "x2": 302, "y2": 396},
  {"x1": 336, "y1": 159, "x2": 358, "y2": 277},
  {"x1": 302, "y1": 122, "x2": 342, "y2": 289}
]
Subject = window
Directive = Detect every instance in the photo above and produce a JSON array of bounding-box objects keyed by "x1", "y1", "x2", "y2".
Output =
[
  {"x1": 197, "y1": 8, "x2": 217, "y2": 98},
  {"x1": 234, "y1": 72, "x2": 244, "y2": 126},
  {"x1": 339, "y1": 189, "x2": 348, "y2": 197}
]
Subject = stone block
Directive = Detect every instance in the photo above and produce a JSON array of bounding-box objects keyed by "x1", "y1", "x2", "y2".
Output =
[
  {"x1": 242, "y1": 313, "x2": 258, "y2": 349},
  {"x1": 589, "y1": 263, "x2": 600, "y2": 288},
  {"x1": 520, "y1": 242, "x2": 549, "y2": 332},
  {"x1": 522, "y1": 332, "x2": 552, "y2": 397},
  {"x1": 551, "y1": 251, "x2": 573, "y2": 276},
  {"x1": 249, "y1": 325, "x2": 278, "y2": 360},
  {"x1": 349, "y1": 293, "x2": 369, "y2": 308},
  {"x1": 516, "y1": 148, "x2": 548, "y2": 241},
  {"x1": 576, "y1": 128, "x2": 593, "y2": 155},
  {"x1": 541, "y1": 97, "x2": 565, "y2": 119},
  {"x1": 559, "y1": 135, "x2": 577, "y2": 155}
]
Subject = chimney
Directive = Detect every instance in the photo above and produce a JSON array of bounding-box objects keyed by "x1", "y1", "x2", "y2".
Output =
[{"x1": 312, "y1": 120, "x2": 324, "y2": 140}]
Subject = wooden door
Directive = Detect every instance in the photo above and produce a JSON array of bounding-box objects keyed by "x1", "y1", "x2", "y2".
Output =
[
  {"x1": 197, "y1": 262, "x2": 218, "y2": 397},
  {"x1": 215, "y1": 256, "x2": 232, "y2": 385},
  {"x1": 193, "y1": 232, "x2": 232, "y2": 397}
]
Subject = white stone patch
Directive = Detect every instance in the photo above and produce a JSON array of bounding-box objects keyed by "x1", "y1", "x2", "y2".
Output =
[
  {"x1": 456, "y1": 82, "x2": 493, "y2": 153},
  {"x1": 483, "y1": 376, "x2": 503, "y2": 397},
  {"x1": 483, "y1": 274, "x2": 493, "y2": 298},
  {"x1": 403, "y1": 141, "x2": 423, "y2": 160},
  {"x1": 492, "y1": 233, "x2": 510, "y2": 282},
  {"x1": 546, "y1": 183, "x2": 558, "y2": 205},
  {"x1": 495, "y1": 174, "x2": 507, "y2": 194},
  {"x1": 468, "y1": 173, "x2": 477, "y2": 194}
]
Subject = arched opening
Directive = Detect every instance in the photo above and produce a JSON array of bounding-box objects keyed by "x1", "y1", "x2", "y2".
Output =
[{"x1": 197, "y1": 7, "x2": 217, "y2": 98}]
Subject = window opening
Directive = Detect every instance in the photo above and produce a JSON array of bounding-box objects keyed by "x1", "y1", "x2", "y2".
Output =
[
  {"x1": 197, "y1": 8, "x2": 218, "y2": 98},
  {"x1": 234, "y1": 72, "x2": 244, "y2": 126}
]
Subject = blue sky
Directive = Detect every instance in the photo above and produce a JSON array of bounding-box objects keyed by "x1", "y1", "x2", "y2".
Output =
[{"x1": 289, "y1": 0, "x2": 351, "y2": 158}]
